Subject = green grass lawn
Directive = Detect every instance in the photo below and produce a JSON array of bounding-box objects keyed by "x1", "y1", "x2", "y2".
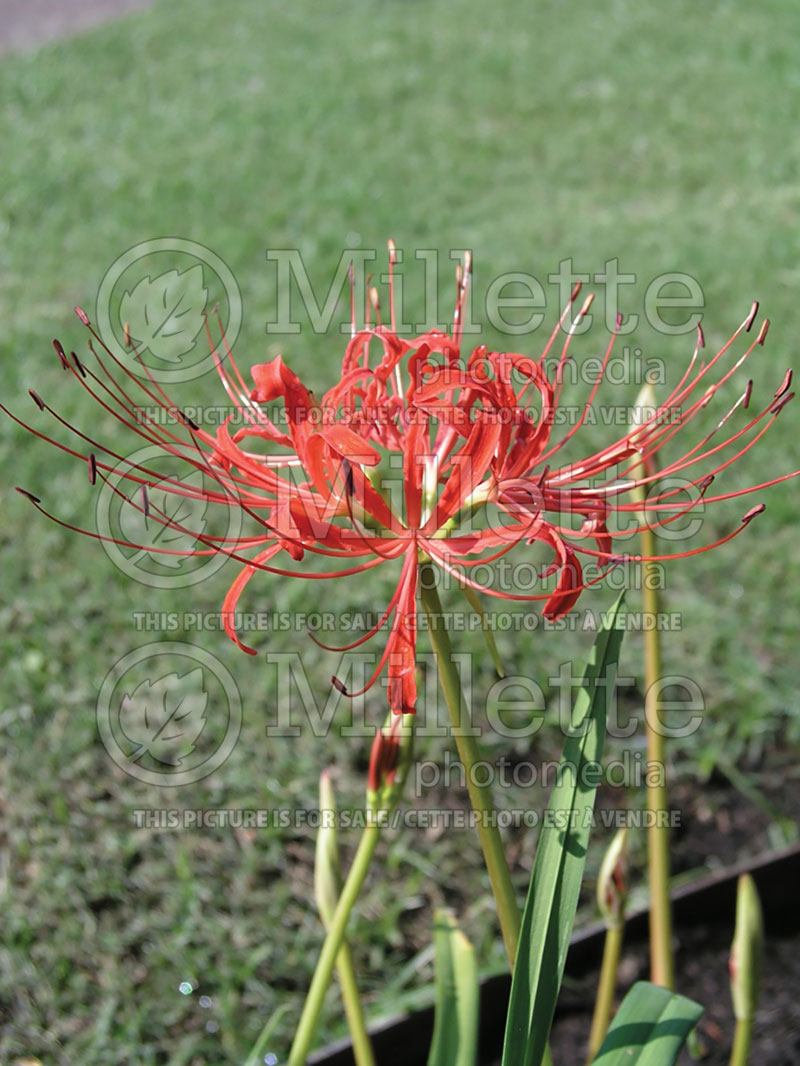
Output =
[{"x1": 1, "y1": 0, "x2": 799, "y2": 1062}]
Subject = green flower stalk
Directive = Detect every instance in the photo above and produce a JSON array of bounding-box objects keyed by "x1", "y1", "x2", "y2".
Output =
[
  {"x1": 632, "y1": 382, "x2": 674, "y2": 991},
  {"x1": 728, "y1": 874, "x2": 764, "y2": 1066},
  {"x1": 314, "y1": 771, "x2": 377, "y2": 1066},
  {"x1": 587, "y1": 828, "x2": 629, "y2": 1062}
]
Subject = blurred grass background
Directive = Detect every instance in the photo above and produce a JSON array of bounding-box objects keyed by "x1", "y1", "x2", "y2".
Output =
[{"x1": 1, "y1": 0, "x2": 799, "y2": 1062}]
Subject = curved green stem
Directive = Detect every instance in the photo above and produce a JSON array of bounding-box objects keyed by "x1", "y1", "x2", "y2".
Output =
[
  {"x1": 586, "y1": 924, "x2": 624, "y2": 1063},
  {"x1": 287, "y1": 824, "x2": 381, "y2": 1066},
  {"x1": 420, "y1": 563, "x2": 521, "y2": 968}
]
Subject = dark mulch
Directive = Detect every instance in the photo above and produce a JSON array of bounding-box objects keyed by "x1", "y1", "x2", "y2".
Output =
[{"x1": 550, "y1": 924, "x2": 800, "y2": 1066}]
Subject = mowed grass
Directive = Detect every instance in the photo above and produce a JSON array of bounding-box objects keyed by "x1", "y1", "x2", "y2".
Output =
[{"x1": 1, "y1": 0, "x2": 800, "y2": 1062}]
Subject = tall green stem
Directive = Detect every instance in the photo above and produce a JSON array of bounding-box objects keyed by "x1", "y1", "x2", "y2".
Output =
[
  {"x1": 729, "y1": 1017, "x2": 754, "y2": 1066},
  {"x1": 287, "y1": 824, "x2": 381, "y2": 1066},
  {"x1": 641, "y1": 523, "x2": 674, "y2": 990},
  {"x1": 586, "y1": 924, "x2": 623, "y2": 1063},
  {"x1": 420, "y1": 562, "x2": 521, "y2": 968},
  {"x1": 335, "y1": 943, "x2": 376, "y2": 1066}
]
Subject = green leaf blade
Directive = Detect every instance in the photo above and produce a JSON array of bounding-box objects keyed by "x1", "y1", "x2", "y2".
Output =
[
  {"x1": 590, "y1": 981, "x2": 703, "y2": 1065},
  {"x1": 502, "y1": 594, "x2": 627, "y2": 1066},
  {"x1": 427, "y1": 910, "x2": 479, "y2": 1066}
]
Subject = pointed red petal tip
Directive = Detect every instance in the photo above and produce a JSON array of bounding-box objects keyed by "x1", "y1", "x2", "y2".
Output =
[
  {"x1": 52, "y1": 339, "x2": 69, "y2": 369},
  {"x1": 743, "y1": 379, "x2": 753, "y2": 410},
  {"x1": 71, "y1": 351, "x2": 87, "y2": 378},
  {"x1": 140, "y1": 484, "x2": 150, "y2": 520},
  {"x1": 88, "y1": 453, "x2": 97, "y2": 485},
  {"x1": 331, "y1": 676, "x2": 348, "y2": 695},
  {"x1": 29, "y1": 389, "x2": 45, "y2": 411},
  {"x1": 696, "y1": 322, "x2": 705, "y2": 349},
  {"x1": 15, "y1": 486, "x2": 42, "y2": 504},
  {"x1": 774, "y1": 369, "x2": 793, "y2": 399},
  {"x1": 757, "y1": 318, "x2": 770, "y2": 346},
  {"x1": 74, "y1": 306, "x2": 90, "y2": 325},
  {"x1": 771, "y1": 390, "x2": 794, "y2": 415},
  {"x1": 744, "y1": 301, "x2": 759, "y2": 333},
  {"x1": 742, "y1": 503, "x2": 765, "y2": 524}
]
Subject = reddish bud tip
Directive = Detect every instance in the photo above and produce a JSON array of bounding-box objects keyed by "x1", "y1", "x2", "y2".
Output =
[
  {"x1": 15, "y1": 486, "x2": 41, "y2": 504},
  {"x1": 52, "y1": 339, "x2": 69, "y2": 369},
  {"x1": 745, "y1": 301, "x2": 759, "y2": 333},
  {"x1": 331, "y1": 676, "x2": 348, "y2": 695},
  {"x1": 774, "y1": 369, "x2": 793, "y2": 399},
  {"x1": 696, "y1": 322, "x2": 705, "y2": 349},
  {"x1": 74, "y1": 306, "x2": 90, "y2": 325},
  {"x1": 742, "y1": 503, "x2": 765, "y2": 524},
  {"x1": 29, "y1": 389, "x2": 45, "y2": 411},
  {"x1": 88, "y1": 453, "x2": 97, "y2": 485},
  {"x1": 757, "y1": 318, "x2": 770, "y2": 345},
  {"x1": 743, "y1": 380, "x2": 753, "y2": 410}
]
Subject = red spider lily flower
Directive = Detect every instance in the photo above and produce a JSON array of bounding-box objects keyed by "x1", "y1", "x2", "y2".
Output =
[{"x1": 4, "y1": 243, "x2": 797, "y2": 716}]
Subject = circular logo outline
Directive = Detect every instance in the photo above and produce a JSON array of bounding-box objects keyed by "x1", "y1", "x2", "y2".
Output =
[
  {"x1": 96, "y1": 237, "x2": 242, "y2": 383},
  {"x1": 95, "y1": 442, "x2": 243, "y2": 589},
  {"x1": 97, "y1": 641, "x2": 243, "y2": 786}
]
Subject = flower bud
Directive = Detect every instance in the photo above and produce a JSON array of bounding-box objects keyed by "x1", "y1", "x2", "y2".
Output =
[
  {"x1": 314, "y1": 770, "x2": 342, "y2": 928},
  {"x1": 729, "y1": 873, "x2": 764, "y2": 1021},
  {"x1": 597, "y1": 827, "x2": 629, "y2": 929},
  {"x1": 630, "y1": 383, "x2": 658, "y2": 516},
  {"x1": 366, "y1": 712, "x2": 414, "y2": 815}
]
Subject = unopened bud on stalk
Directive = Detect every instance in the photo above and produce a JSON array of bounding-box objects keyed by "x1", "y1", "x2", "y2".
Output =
[
  {"x1": 630, "y1": 383, "x2": 658, "y2": 518},
  {"x1": 597, "y1": 827, "x2": 629, "y2": 930},
  {"x1": 314, "y1": 770, "x2": 342, "y2": 928},
  {"x1": 729, "y1": 873, "x2": 764, "y2": 1021},
  {"x1": 366, "y1": 712, "x2": 414, "y2": 815}
]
